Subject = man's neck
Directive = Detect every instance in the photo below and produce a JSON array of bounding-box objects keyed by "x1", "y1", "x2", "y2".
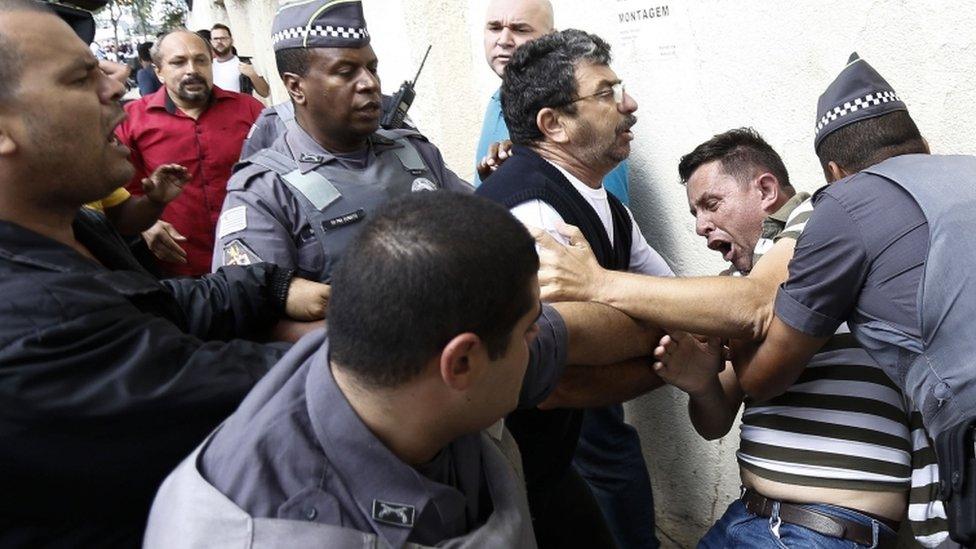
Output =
[
  {"x1": 168, "y1": 90, "x2": 209, "y2": 120},
  {"x1": 296, "y1": 116, "x2": 370, "y2": 154},
  {"x1": 0, "y1": 192, "x2": 92, "y2": 258},
  {"x1": 215, "y1": 51, "x2": 234, "y2": 62},
  {"x1": 531, "y1": 142, "x2": 608, "y2": 189},
  {"x1": 331, "y1": 363, "x2": 454, "y2": 466}
]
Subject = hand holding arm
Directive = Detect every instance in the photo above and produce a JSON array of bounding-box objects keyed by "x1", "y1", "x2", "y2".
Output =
[
  {"x1": 475, "y1": 139, "x2": 513, "y2": 180},
  {"x1": 653, "y1": 331, "x2": 742, "y2": 439},
  {"x1": 285, "y1": 278, "x2": 330, "y2": 321}
]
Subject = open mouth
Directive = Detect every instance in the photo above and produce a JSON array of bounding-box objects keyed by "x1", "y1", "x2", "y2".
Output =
[{"x1": 708, "y1": 239, "x2": 733, "y2": 262}]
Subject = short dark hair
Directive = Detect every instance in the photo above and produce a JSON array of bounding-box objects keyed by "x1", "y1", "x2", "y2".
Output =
[
  {"x1": 210, "y1": 23, "x2": 230, "y2": 36},
  {"x1": 195, "y1": 28, "x2": 211, "y2": 42},
  {"x1": 501, "y1": 28, "x2": 612, "y2": 145},
  {"x1": 137, "y1": 41, "x2": 153, "y2": 63},
  {"x1": 678, "y1": 127, "x2": 794, "y2": 193},
  {"x1": 328, "y1": 192, "x2": 539, "y2": 388},
  {"x1": 0, "y1": 0, "x2": 51, "y2": 105},
  {"x1": 275, "y1": 47, "x2": 311, "y2": 78},
  {"x1": 816, "y1": 110, "x2": 927, "y2": 173}
]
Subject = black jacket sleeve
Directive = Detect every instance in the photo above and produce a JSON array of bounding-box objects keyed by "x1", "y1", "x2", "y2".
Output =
[
  {"x1": 160, "y1": 263, "x2": 292, "y2": 341},
  {"x1": 0, "y1": 271, "x2": 289, "y2": 520}
]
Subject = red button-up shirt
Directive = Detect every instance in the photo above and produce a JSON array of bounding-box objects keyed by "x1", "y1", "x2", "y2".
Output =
[{"x1": 117, "y1": 86, "x2": 264, "y2": 277}]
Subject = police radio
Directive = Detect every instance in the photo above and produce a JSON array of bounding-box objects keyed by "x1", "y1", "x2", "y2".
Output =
[{"x1": 381, "y1": 45, "x2": 432, "y2": 130}]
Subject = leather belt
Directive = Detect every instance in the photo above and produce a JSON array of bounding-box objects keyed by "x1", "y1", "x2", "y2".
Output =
[{"x1": 741, "y1": 489, "x2": 898, "y2": 548}]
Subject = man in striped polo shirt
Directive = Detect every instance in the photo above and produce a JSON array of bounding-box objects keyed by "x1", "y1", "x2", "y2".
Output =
[
  {"x1": 652, "y1": 128, "x2": 939, "y2": 547},
  {"x1": 531, "y1": 127, "x2": 947, "y2": 546}
]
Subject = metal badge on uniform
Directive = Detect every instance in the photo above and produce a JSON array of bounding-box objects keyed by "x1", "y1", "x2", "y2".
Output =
[
  {"x1": 411, "y1": 177, "x2": 437, "y2": 192},
  {"x1": 322, "y1": 208, "x2": 366, "y2": 231},
  {"x1": 371, "y1": 499, "x2": 415, "y2": 528},
  {"x1": 222, "y1": 239, "x2": 262, "y2": 266},
  {"x1": 300, "y1": 152, "x2": 326, "y2": 163}
]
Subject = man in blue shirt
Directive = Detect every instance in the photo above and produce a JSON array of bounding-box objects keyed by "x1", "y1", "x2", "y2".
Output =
[{"x1": 475, "y1": 0, "x2": 630, "y2": 205}]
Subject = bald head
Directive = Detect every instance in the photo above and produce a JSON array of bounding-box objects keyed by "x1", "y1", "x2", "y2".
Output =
[
  {"x1": 484, "y1": 0, "x2": 554, "y2": 78},
  {"x1": 150, "y1": 30, "x2": 210, "y2": 65}
]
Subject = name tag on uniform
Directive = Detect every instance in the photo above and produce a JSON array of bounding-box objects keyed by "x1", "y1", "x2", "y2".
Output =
[
  {"x1": 322, "y1": 208, "x2": 365, "y2": 231},
  {"x1": 372, "y1": 499, "x2": 415, "y2": 528}
]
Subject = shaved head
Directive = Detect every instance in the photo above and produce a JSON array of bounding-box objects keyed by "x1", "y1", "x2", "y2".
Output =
[
  {"x1": 484, "y1": 0, "x2": 554, "y2": 78},
  {"x1": 0, "y1": 0, "x2": 51, "y2": 104}
]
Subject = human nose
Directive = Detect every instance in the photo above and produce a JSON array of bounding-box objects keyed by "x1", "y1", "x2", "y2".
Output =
[
  {"x1": 496, "y1": 27, "x2": 514, "y2": 47},
  {"x1": 618, "y1": 89, "x2": 638, "y2": 114},
  {"x1": 98, "y1": 66, "x2": 126, "y2": 104},
  {"x1": 356, "y1": 69, "x2": 380, "y2": 93},
  {"x1": 695, "y1": 214, "x2": 713, "y2": 237}
]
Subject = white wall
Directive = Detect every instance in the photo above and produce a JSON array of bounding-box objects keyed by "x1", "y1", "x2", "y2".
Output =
[{"x1": 191, "y1": 0, "x2": 976, "y2": 545}]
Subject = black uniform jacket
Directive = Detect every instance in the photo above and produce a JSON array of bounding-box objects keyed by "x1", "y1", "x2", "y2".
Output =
[{"x1": 0, "y1": 209, "x2": 289, "y2": 547}]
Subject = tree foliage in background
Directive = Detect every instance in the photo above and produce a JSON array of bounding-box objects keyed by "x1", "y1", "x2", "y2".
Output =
[
  {"x1": 97, "y1": 0, "x2": 187, "y2": 42},
  {"x1": 158, "y1": 0, "x2": 187, "y2": 31}
]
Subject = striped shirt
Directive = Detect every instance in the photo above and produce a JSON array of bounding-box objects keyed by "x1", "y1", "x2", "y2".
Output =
[{"x1": 739, "y1": 194, "x2": 948, "y2": 546}]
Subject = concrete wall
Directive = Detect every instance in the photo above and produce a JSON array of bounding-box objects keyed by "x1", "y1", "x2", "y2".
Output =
[{"x1": 190, "y1": 0, "x2": 976, "y2": 545}]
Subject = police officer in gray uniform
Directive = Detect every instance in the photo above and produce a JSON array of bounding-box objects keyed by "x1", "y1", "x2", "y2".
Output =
[
  {"x1": 149, "y1": 193, "x2": 572, "y2": 548},
  {"x1": 240, "y1": 95, "x2": 416, "y2": 160},
  {"x1": 213, "y1": 0, "x2": 471, "y2": 282}
]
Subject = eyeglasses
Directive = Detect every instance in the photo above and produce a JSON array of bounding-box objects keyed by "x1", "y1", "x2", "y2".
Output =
[{"x1": 561, "y1": 81, "x2": 626, "y2": 107}]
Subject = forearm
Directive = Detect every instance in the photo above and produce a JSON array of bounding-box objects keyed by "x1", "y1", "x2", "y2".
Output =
[
  {"x1": 250, "y1": 74, "x2": 270, "y2": 97},
  {"x1": 687, "y1": 373, "x2": 739, "y2": 440},
  {"x1": 161, "y1": 263, "x2": 289, "y2": 340},
  {"x1": 594, "y1": 271, "x2": 775, "y2": 340},
  {"x1": 104, "y1": 196, "x2": 165, "y2": 235},
  {"x1": 539, "y1": 357, "x2": 663, "y2": 409},
  {"x1": 551, "y1": 301, "x2": 658, "y2": 365}
]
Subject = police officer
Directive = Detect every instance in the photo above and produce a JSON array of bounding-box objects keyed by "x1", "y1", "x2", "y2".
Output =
[
  {"x1": 148, "y1": 193, "x2": 545, "y2": 547},
  {"x1": 240, "y1": 95, "x2": 417, "y2": 160},
  {"x1": 213, "y1": 0, "x2": 471, "y2": 283}
]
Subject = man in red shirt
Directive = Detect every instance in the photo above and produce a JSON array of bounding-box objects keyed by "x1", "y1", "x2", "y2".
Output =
[{"x1": 117, "y1": 30, "x2": 264, "y2": 276}]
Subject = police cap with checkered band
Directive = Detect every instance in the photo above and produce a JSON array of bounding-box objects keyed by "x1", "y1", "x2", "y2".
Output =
[
  {"x1": 272, "y1": 0, "x2": 370, "y2": 52},
  {"x1": 814, "y1": 52, "x2": 907, "y2": 149}
]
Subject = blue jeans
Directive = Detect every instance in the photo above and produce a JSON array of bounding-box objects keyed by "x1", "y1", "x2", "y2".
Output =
[
  {"x1": 698, "y1": 499, "x2": 898, "y2": 548},
  {"x1": 573, "y1": 404, "x2": 659, "y2": 549}
]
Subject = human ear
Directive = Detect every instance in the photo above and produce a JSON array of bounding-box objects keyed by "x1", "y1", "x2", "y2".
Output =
[{"x1": 438, "y1": 333, "x2": 485, "y2": 392}]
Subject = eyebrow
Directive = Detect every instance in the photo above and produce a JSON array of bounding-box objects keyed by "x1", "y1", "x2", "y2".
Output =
[{"x1": 62, "y1": 57, "x2": 97, "y2": 77}]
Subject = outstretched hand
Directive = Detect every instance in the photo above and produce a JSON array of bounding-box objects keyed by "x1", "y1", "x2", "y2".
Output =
[
  {"x1": 652, "y1": 331, "x2": 724, "y2": 396},
  {"x1": 143, "y1": 164, "x2": 190, "y2": 206},
  {"x1": 531, "y1": 222, "x2": 608, "y2": 303}
]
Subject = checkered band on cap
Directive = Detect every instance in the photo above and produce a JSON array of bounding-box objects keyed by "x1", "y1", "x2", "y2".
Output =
[
  {"x1": 272, "y1": 24, "x2": 370, "y2": 47},
  {"x1": 815, "y1": 90, "x2": 902, "y2": 136}
]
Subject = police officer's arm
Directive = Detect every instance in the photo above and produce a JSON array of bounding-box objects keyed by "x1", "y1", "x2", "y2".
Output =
[
  {"x1": 212, "y1": 176, "x2": 303, "y2": 275},
  {"x1": 410, "y1": 136, "x2": 475, "y2": 191},
  {"x1": 539, "y1": 358, "x2": 663, "y2": 409},
  {"x1": 517, "y1": 301, "x2": 660, "y2": 409},
  {"x1": 733, "y1": 195, "x2": 864, "y2": 401}
]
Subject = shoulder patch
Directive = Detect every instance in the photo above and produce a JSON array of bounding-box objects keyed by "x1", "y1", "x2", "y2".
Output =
[
  {"x1": 221, "y1": 239, "x2": 262, "y2": 266},
  {"x1": 217, "y1": 205, "x2": 248, "y2": 239},
  {"x1": 371, "y1": 499, "x2": 415, "y2": 528}
]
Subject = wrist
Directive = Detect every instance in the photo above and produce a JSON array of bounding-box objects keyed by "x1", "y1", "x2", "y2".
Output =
[
  {"x1": 270, "y1": 267, "x2": 295, "y2": 315},
  {"x1": 687, "y1": 375, "x2": 723, "y2": 400}
]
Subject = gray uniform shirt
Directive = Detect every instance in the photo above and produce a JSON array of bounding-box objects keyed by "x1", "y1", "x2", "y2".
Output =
[
  {"x1": 200, "y1": 307, "x2": 565, "y2": 547},
  {"x1": 213, "y1": 124, "x2": 472, "y2": 280},
  {"x1": 776, "y1": 171, "x2": 928, "y2": 341}
]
